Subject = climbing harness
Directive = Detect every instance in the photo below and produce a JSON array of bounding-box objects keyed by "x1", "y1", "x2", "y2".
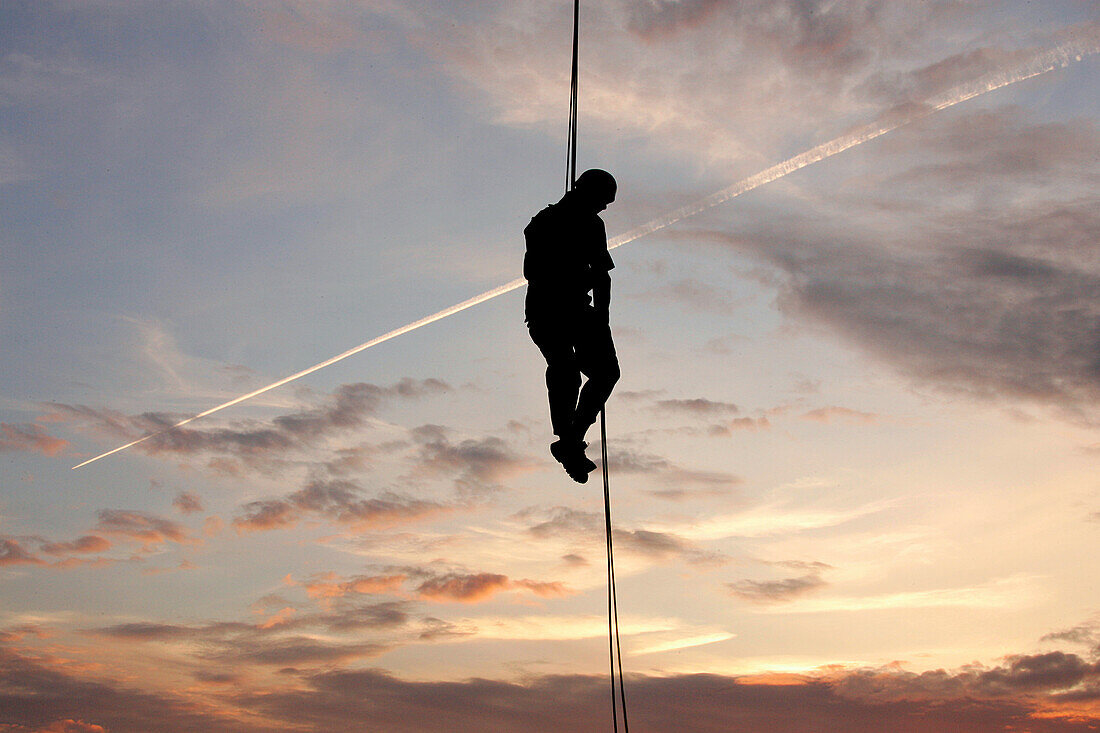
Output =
[{"x1": 565, "y1": 2, "x2": 629, "y2": 730}]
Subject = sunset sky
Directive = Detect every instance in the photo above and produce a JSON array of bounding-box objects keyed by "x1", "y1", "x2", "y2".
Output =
[{"x1": 3, "y1": 1, "x2": 1100, "y2": 731}]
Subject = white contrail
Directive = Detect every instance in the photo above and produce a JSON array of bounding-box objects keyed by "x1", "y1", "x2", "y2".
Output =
[{"x1": 73, "y1": 32, "x2": 1098, "y2": 470}]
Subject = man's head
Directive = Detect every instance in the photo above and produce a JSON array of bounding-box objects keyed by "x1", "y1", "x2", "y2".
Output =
[{"x1": 575, "y1": 169, "x2": 616, "y2": 212}]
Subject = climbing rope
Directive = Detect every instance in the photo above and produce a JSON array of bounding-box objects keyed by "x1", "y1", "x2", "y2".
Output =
[
  {"x1": 601, "y1": 411, "x2": 630, "y2": 732},
  {"x1": 565, "y1": 2, "x2": 629, "y2": 730}
]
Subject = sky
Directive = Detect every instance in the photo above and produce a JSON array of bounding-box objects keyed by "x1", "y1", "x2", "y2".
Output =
[{"x1": 2, "y1": 1, "x2": 1100, "y2": 731}]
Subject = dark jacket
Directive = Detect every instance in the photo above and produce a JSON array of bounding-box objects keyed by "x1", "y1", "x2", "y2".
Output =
[{"x1": 523, "y1": 191, "x2": 614, "y2": 322}]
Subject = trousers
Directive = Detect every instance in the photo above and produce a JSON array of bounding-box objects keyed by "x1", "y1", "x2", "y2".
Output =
[{"x1": 528, "y1": 307, "x2": 620, "y2": 441}]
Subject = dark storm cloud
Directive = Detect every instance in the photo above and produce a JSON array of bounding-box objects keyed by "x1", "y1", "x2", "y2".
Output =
[{"x1": 232, "y1": 480, "x2": 449, "y2": 533}]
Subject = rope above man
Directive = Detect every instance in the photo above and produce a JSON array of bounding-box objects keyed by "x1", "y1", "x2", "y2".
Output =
[{"x1": 524, "y1": 168, "x2": 621, "y2": 483}]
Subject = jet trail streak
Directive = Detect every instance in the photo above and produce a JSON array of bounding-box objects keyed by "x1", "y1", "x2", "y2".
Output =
[{"x1": 73, "y1": 32, "x2": 1098, "y2": 469}]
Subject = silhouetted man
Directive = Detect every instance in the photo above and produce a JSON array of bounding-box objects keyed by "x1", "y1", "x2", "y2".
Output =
[{"x1": 524, "y1": 169, "x2": 621, "y2": 483}]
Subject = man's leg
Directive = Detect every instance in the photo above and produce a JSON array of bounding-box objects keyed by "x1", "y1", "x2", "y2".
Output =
[
  {"x1": 529, "y1": 319, "x2": 597, "y2": 482},
  {"x1": 529, "y1": 322, "x2": 581, "y2": 440},
  {"x1": 574, "y1": 316, "x2": 620, "y2": 441}
]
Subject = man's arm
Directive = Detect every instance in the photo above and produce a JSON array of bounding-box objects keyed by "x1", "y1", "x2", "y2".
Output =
[{"x1": 592, "y1": 269, "x2": 611, "y2": 322}]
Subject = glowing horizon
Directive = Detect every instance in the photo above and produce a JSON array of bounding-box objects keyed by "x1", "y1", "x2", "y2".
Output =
[{"x1": 72, "y1": 33, "x2": 1098, "y2": 470}]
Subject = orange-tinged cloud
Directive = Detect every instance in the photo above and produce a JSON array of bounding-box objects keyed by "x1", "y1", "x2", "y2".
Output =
[
  {"x1": 0, "y1": 423, "x2": 68, "y2": 456},
  {"x1": 95, "y1": 510, "x2": 198, "y2": 551},
  {"x1": 304, "y1": 572, "x2": 408, "y2": 600},
  {"x1": 801, "y1": 406, "x2": 879, "y2": 423},
  {"x1": 28, "y1": 720, "x2": 107, "y2": 733},
  {"x1": 415, "y1": 573, "x2": 575, "y2": 604},
  {"x1": 415, "y1": 572, "x2": 511, "y2": 603},
  {"x1": 258, "y1": 607, "x2": 296, "y2": 630},
  {"x1": 40, "y1": 536, "x2": 111, "y2": 556},
  {"x1": 0, "y1": 539, "x2": 45, "y2": 567},
  {"x1": 512, "y1": 579, "x2": 571, "y2": 598}
]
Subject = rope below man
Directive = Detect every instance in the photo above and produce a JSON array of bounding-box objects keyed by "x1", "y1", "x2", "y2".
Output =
[{"x1": 524, "y1": 169, "x2": 621, "y2": 483}]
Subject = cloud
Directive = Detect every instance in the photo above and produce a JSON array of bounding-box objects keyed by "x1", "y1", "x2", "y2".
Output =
[
  {"x1": 1042, "y1": 620, "x2": 1100, "y2": 648},
  {"x1": 0, "y1": 624, "x2": 50, "y2": 643},
  {"x1": 171, "y1": 492, "x2": 203, "y2": 515},
  {"x1": 414, "y1": 572, "x2": 572, "y2": 604},
  {"x1": 87, "y1": 601, "x2": 414, "y2": 669},
  {"x1": 0, "y1": 644, "x2": 244, "y2": 733},
  {"x1": 669, "y1": 501, "x2": 887, "y2": 540},
  {"x1": 677, "y1": 104, "x2": 1100, "y2": 423},
  {"x1": 53, "y1": 378, "x2": 452, "y2": 467},
  {"x1": 0, "y1": 423, "x2": 68, "y2": 456},
  {"x1": 434, "y1": 0, "x2": 1030, "y2": 172},
  {"x1": 605, "y1": 448, "x2": 741, "y2": 492},
  {"x1": 4, "y1": 630, "x2": 1100, "y2": 732},
  {"x1": 624, "y1": 392, "x2": 771, "y2": 439},
  {"x1": 2, "y1": 720, "x2": 107, "y2": 733},
  {"x1": 728, "y1": 561, "x2": 832, "y2": 604},
  {"x1": 39, "y1": 536, "x2": 111, "y2": 556},
  {"x1": 522, "y1": 506, "x2": 723, "y2": 564},
  {"x1": 763, "y1": 574, "x2": 1036, "y2": 615},
  {"x1": 296, "y1": 567, "x2": 572, "y2": 605},
  {"x1": 302, "y1": 572, "x2": 408, "y2": 600},
  {"x1": 434, "y1": 2, "x2": 1100, "y2": 424},
  {"x1": 232, "y1": 481, "x2": 450, "y2": 533},
  {"x1": 408, "y1": 428, "x2": 538, "y2": 495},
  {"x1": 0, "y1": 539, "x2": 45, "y2": 567},
  {"x1": 211, "y1": 637, "x2": 390, "y2": 666},
  {"x1": 93, "y1": 600, "x2": 411, "y2": 643},
  {"x1": 94, "y1": 510, "x2": 196, "y2": 550},
  {"x1": 652, "y1": 397, "x2": 741, "y2": 416},
  {"x1": 0, "y1": 533, "x2": 112, "y2": 569},
  {"x1": 634, "y1": 278, "x2": 739, "y2": 313},
  {"x1": 631, "y1": 631, "x2": 736, "y2": 656},
  {"x1": 237, "y1": 658, "x2": 1100, "y2": 733},
  {"x1": 727, "y1": 416, "x2": 771, "y2": 431},
  {"x1": 414, "y1": 572, "x2": 511, "y2": 603},
  {"x1": 800, "y1": 406, "x2": 878, "y2": 423}
]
